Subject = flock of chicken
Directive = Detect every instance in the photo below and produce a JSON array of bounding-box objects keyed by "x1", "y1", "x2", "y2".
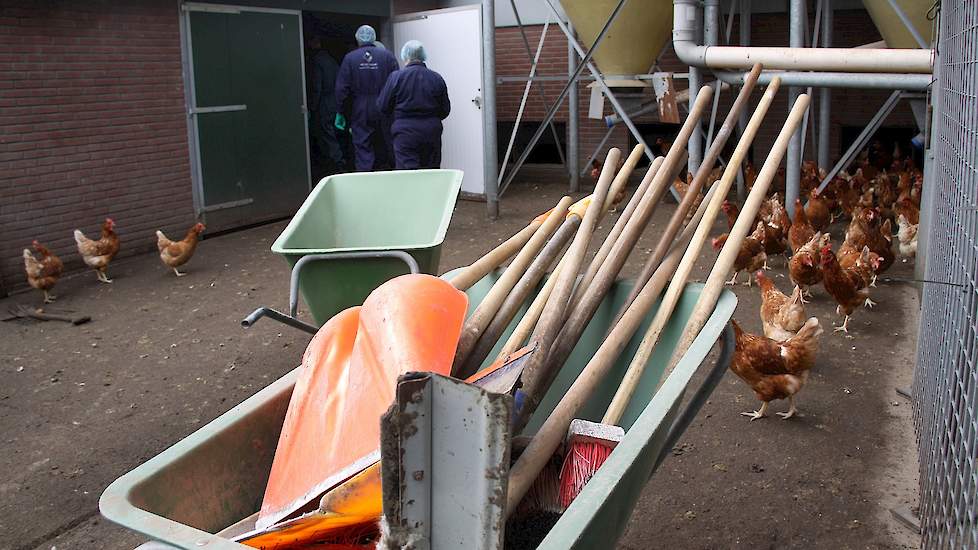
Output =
[
  {"x1": 713, "y1": 154, "x2": 923, "y2": 421},
  {"x1": 22, "y1": 220, "x2": 206, "y2": 304}
]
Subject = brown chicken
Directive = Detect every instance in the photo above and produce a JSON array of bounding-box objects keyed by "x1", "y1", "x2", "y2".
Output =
[
  {"x1": 715, "y1": 221, "x2": 767, "y2": 286},
  {"x1": 721, "y1": 200, "x2": 740, "y2": 230},
  {"x1": 838, "y1": 244, "x2": 882, "y2": 289},
  {"x1": 157, "y1": 223, "x2": 206, "y2": 276},
  {"x1": 894, "y1": 197, "x2": 920, "y2": 225},
  {"x1": 761, "y1": 198, "x2": 790, "y2": 261},
  {"x1": 756, "y1": 270, "x2": 806, "y2": 342},
  {"x1": 788, "y1": 198, "x2": 815, "y2": 253},
  {"x1": 74, "y1": 218, "x2": 120, "y2": 283},
  {"x1": 804, "y1": 187, "x2": 832, "y2": 231},
  {"x1": 835, "y1": 175, "x2": 862, "y2": 218},
  {"x1": 788, "y1": 232, "x2": 830, "y2": 302},
  {"x1": 820, "y1": 246, "x2": 873, "y2": 333},
  {"x1": 897, "y1": 214, "x2": 918, "y2": 260},
  {"x1": 23, "y1": 240, "x2": 63, "y2": 303},
  {"x1": 730, "y1": 317, "x2": 823, "y2": 420}
]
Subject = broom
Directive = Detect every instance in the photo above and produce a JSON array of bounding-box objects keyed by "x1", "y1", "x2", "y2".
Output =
[{"x1": 557, "y1": 85, "x2": 811, "y2": 508}]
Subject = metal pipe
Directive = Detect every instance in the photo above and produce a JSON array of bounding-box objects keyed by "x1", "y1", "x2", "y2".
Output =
[
  {"x1": 686, "y1": 1, "x2": 704, "y2": 177},
  {"x1": 241, "y1": 307, "x2": 319, "y2": 334},
  {"x1": 483, "y1": 0, "x2": 499, "y2": 219},
  {"x1": 736, "y1": 0, "x2": 751, "y2": 202},
  {"x1": 289, "y1": 251, "x2": 420, "y2": 318},
  {"x1": 818, "y1": 0, "x2": 833, "y2": 169},
  {"x1": 786, "y1": 0, "x2": 804, "y2": 220},
  {"x1": 716, "y1": 69, "x2": 932, "y2": 90},
  {"x1": 568, "y1": 21, "x2": 580, "y2": 192},
  {"x1": 672, "y1": 0, "x2": 933, "y2": 73},
  {"x1": 703, "y1": 0, "x2": 721, "y2": 152}
]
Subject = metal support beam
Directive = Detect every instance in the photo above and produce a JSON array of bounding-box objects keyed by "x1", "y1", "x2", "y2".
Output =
[
  {"x1": 568, "y1": 21, "x2": 580, "y2": 192},
  {"x1": 497, "y1": 0, "x2": 627, "y2": 197},
  {"x1": 818, "y1": 0, "x2": 833, "y2": 169},
  {"x1": 816, "y1": 90, "x2": 904, "y2": 193},
  {"x1": 483, "y1": 0, "x2": 499, "y2": 219},
  {"x1": 703, "y1": 0, "x2": 721, "y2": 154},
  {"x1": 686, "y1": 0, "x2": 704, "y2": 178},
  {"x1": 786, "y1": 0, "x2": 805, "y2": 220},
  {"x1": 736, "y1": 0, "x2": 751, "y2": 201}
]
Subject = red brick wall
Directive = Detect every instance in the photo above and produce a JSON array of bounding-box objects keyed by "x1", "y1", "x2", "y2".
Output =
[
  {"x1": 494, "y1": 9, "x2": 917, "y2": 178},
  {"x1": 0, "y1": 0, "x2": 194, "y2": 292}
]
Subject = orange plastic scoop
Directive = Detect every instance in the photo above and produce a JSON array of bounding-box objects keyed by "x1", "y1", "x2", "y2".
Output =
[{"x1": 255, "y1": 274, "x2": 468, "y2": 531}]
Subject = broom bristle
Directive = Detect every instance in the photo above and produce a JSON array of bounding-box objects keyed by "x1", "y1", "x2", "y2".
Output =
[
  {"x1": 515, "y1": 452, "x2": 564, "y2": 515},
  {"x1": 558, "y1": 441, "x2": 614, "y2": 508}
]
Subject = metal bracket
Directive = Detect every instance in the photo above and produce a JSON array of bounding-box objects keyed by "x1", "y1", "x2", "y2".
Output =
[{"x1": 380, "y1": 373, "x2": 512, "y2": 550}]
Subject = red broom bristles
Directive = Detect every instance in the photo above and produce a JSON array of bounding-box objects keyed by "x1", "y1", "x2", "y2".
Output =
[{"x1": 558, "y1": 440, "x2": 614, "y2": 509}]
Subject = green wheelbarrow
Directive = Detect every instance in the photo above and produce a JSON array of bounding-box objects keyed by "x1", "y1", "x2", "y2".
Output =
[
  {"x1": 101, "y1": 275, "x2": 736, "y2": 549},
  {"x1": 242, "y1": 169, "x2": 463, "y2": 334}
]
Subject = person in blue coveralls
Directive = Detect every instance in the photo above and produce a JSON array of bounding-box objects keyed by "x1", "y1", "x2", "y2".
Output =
[
  {"x1": 376, "y1": 40, "x2": 451, "y2": 170},
  {"x1": 335, "y1": 25, "x2": 399, "y2": 171}
]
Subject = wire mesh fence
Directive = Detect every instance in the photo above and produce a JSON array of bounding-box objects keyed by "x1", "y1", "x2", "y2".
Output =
[{"x1": 912, "y1": 0, "x2": 978, "y2": 548}]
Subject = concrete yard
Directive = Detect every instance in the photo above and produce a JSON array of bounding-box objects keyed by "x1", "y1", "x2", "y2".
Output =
[{"x1": 0, "y1": 176, "x2": 920, "y2": 549}]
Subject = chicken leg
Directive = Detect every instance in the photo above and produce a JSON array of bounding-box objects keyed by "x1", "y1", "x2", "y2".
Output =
[
  {"x1": 173, "y1": 268, "x2": 187, "y2": 277},
  {"x1": 864, "y1": 297, "x2": 877, "y2": 308},
  {"x1": 43, "y1": 290, "x2": 56, "y2": 304},
  {"x1": 776, "y1": 396, "x2": 797, "y2": 419},
  {"x1": 741, "y1": 401, "x2": 769, "y2": 421},
  {"x1": 97, "y1": 268, "x2": 113, "y2": 284},
  {"x1": 833, "y1": 315, "x2": 851, "y2": 333},
  {"x1": 726, "y1": 271, "x2": 740, "y2": 286}
]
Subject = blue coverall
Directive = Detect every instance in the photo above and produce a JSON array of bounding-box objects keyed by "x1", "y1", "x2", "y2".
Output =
[
  {"x1": 376, "y1": 61, "x2": 451, "y2": 170},
  {"x1": 335, "y1": 44, "x2": 400, "y2": 172}
]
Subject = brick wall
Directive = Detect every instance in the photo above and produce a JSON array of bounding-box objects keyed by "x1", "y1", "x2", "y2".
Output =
[
  {"x1": 0, "y1": 0, "x2": 194, "y2": 293},
  {"x1": 494, "y1": 9, "x2": 917, "y2": 181}
]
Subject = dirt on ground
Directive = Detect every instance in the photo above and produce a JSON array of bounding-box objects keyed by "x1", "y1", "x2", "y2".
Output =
[{"x1": 0, "y1": 171, "x2": 919, "y2": 549}]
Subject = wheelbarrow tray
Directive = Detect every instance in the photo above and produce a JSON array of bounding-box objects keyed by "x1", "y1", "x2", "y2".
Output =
[
  {"x1": 271, "y1": 169, "x2": 462, "y2": 326},
  {"x1": 100, "y1": 276, "x2": 735, "y2": 549}
]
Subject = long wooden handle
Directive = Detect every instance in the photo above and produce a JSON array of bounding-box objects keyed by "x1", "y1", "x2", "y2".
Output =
[
  {"x1": 602, "y1": 73, "x2": 779, "y2": 424},
  {"x1": 512, "y1": 149, "x2": 619, "y2": 430},
  {"x1": 614, "y1": 64, "x2": 764, "y2": 328},
  {"x1": 496, "y1": 152, "x2": 658, "y2": 361},
  {"x1": 447, "y1": 223, "x2": 539, "y2": 291},
  {"x1": 506, "y1": 90, "x2": 715, "y2": 512},
  {"x1": 531, "y1": 88, "x2": 714, "y2": 412},
  {"x1": 659, "y1": 94, "x2": 812, "y2": 388},
  {"x1": 451, "y1": 196, "x2": 572, "y2": 374}
]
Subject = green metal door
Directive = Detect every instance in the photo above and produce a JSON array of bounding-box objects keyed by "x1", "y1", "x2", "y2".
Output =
[{"x1": 186, "y1": 5, "x2": 310, "y2": 229}]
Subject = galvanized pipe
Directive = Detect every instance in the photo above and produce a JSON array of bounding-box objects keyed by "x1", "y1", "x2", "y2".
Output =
[
  {"x1": 715, "y1": 69, "x2": 932, "y2": 90},
  {"x1": 687, "y1": 1, "x2": 704, "y2": 177},
  {"x1": 483, "y1": 0, "x2": 499, "y2": 219},
  {"x1": 568, "y1": 21, "x2": 580, "y2": 192},
  {"x1": 736, "y1": 0, "x2": 751, "y2": 201},
  {"x1": 818, "y1": 0, "x2": 833, "y2": 169},
  {"x1": 786, "y1": 0, "x2": 804, "y2": 220},
  {"x1": 673, "y1": 0, "x2": 933, "y2": 73}
]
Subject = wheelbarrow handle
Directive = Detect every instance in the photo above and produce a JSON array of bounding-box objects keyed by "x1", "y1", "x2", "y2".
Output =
[
  {"x1": 242, "y1": 307, "x2": 319, "y2": 335},
  {"x1": 652, "y1": 321, "x2": 735, "y2": 473},
  {"x1": 288, "y1": 251, "x2": 420, "y2": 318}
]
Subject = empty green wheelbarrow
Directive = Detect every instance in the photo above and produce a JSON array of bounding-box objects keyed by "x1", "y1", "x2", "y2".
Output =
[
  {"x1": 101, "y1": 275, "x2": 735, "y2": 549},
  {"x1": 242, "y1": 169, "x2": 463, "y2": 333}
]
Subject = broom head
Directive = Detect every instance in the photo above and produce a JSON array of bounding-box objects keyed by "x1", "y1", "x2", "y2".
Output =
[{"x1": 558, "y1": 419, "x2": 624, "y2": 509}]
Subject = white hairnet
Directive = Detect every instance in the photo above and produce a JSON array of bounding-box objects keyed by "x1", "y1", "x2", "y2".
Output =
[
  {"x1": 401, "y1": 40, "x2": 426, "y2": 63},
  {"x1": 355, "y1": 25, "x2": 376, "y2": 45}
]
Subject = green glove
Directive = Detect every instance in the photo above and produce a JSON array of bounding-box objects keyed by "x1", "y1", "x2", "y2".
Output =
[{"x1": 334, "y1": 113, "x2": 347, "y2": 131}]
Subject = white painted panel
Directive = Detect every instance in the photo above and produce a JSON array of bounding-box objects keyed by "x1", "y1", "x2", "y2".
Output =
[{"x1": 394, "y1": 6, "x2": 485, "y2": 195}]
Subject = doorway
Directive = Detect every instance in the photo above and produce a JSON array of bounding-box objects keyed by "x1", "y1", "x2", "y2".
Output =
[
  {"x1": 183, "y1": 3, "x2": 311, "y2": 231},
  {"x1": 302, "y1": 11, "x2": 385, "y2": 183}
]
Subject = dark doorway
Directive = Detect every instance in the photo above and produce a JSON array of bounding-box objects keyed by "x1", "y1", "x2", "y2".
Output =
[
  {"x1": 629, "y1": 122, "x2": 684, "y2": 169},
  {"x1": 302, "y1": 12, "x2": 385, "y2": 183},
  {"x1": 841, "y1": 126, "x2": 921, "y2": 170}
]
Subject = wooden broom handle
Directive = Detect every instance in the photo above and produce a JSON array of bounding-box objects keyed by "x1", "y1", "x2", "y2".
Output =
[
  {"x1": 659, "y1": 93, "x2": 812, "y2": 395},
  {"x1": 447, "y1": 224, "x2": 538, "y2": 291},
  {"x1": 602, "y1": 74, "x2": 781, "y2": 425},
  {"x1": 506, "y1": 87, "x2": 715, "y2": 512},
  {"x1": 613, "y1": 64, "x2": 764, "y2": 328},
  {"x1": 451, "y1": 195, "x2": 572, "y2": 374},
  {"x1": 496, "y1": 151, "x2": 659, "y2": 361}
]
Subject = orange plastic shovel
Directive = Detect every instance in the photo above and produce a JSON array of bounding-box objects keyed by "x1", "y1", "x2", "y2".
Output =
[{"x1": 253, "y1": 274, "x2": 468, "y2": 533}]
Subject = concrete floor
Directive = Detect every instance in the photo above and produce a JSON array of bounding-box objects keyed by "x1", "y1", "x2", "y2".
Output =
[{"x1": 0, "y1": 175, "x2": 920, "y2": 549}]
